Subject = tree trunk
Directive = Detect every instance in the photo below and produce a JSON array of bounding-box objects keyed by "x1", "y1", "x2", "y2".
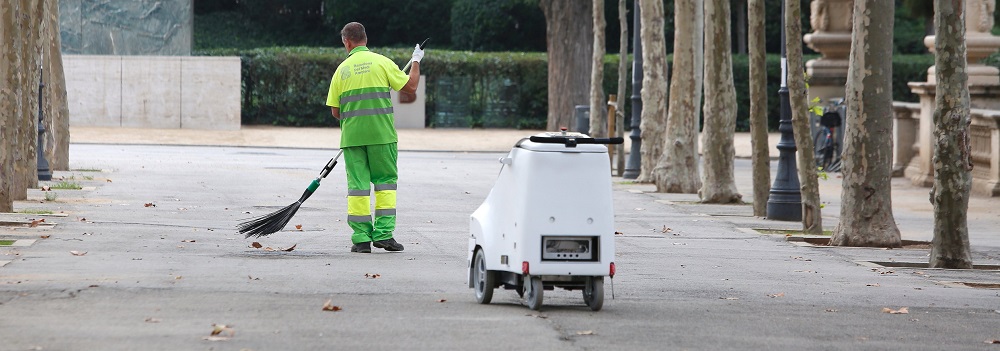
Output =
[
  {"x1": 693, "y1": 1, "x2": 704, "y2": 132},
  {"x1": 615, "y1": 0, "x2": 628, "y2": 175},
  {"x1": 0, "y1": 0, "x2": 13, "y2": 212},
  {"x1": 699, "y1": 0, "x2": 741, "y2": 203},
  {"x1": 44, "y1": 0, "x2": 70, "y2": 171},
  {"x1": 830, "y1": 0, "x2": 901, "y2": 247},
  {"x1": 589, "y1": 0, "x2": 607, "y2": 138},
  {"x1": 748, "y1": 0, "x2": 769, "y2": 217},
  {"x1": 785, "y1": 0, "x2": 822, "y2": 234},
  {"x1": 540, "y1": 0, "x2": 594, "y2": 131},
  {"x1": 11, "y1": 0, "x2": 42, "y2": 201},
  {"x1": 652, "y1": 0, "x2": 701, "y2": 193},
  {"x1": 636, "y1": 0, "x2": 668, "y2": 183},
  {"x1": 929, "y1": 0, "x2": 973, "y2": 269}
]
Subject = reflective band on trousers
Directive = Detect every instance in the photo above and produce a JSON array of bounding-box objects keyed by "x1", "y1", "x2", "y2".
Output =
[
  {"x1": 340, "y1": 107, "x2": 394, "y2": 120},
  {"x1": 348, "y1": 215, "x2": 372, "y2": 222},
  {"x1": 348, "y1": 189, "x2": 371, "y2": 196},
  {"x1": 340, "y1": 91, "x2": 391, "y2": 104},
  {"x1": 375, "y1": 209, "x2": 396, "y2": 216},
  {"x1": 374, "y1": 183, "x2": 397, "y2": 191}
]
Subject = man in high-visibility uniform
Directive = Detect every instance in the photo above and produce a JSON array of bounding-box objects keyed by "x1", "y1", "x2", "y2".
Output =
[{"x1": 326, "y1": 22, "x2": 423, "y2": 253}]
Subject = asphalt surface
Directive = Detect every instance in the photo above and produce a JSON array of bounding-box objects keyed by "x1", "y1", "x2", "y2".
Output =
[{"x1": 1, "y1": 131, "x2": 999, "y2": 350}]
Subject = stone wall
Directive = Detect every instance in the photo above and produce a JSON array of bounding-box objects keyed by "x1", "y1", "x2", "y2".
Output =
[
  {"x1": 59, "y1": 0, "x2": 192, "y2": 56},
  {"x1": 64, "y1": 55, "x2": 240, "y2": 130}
]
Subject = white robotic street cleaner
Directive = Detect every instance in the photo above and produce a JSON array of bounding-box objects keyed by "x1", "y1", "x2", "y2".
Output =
[{"x1": 468, "y1": 131, "x2": 623, "y2": 311}]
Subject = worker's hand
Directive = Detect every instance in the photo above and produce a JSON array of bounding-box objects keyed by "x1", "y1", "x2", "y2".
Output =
[{"x1": 411, "y1": 44, "x2": 424, "y2": 63}]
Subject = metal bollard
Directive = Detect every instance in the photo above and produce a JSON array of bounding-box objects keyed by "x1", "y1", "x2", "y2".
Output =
[{"x1": 37, "y1": 66, "x2": 51, "y2": 181}]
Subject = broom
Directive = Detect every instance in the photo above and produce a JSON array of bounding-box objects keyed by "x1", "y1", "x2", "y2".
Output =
[{"x1": 238, "y1": 150, "x2": 344, "y2": 238}]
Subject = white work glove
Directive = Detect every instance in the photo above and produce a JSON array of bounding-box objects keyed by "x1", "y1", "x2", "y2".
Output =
[{"x1": 411, "y1": 44, "x2": 424, "y2": 63}]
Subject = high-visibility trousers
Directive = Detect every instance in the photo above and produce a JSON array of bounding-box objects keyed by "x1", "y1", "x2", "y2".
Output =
[{"x1": 343, "y1": 143, "x2": 397, "y2": 244}]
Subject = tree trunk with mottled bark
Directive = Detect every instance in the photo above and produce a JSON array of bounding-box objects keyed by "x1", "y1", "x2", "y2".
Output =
[
  {"x1": 44, "y1": 0, "x2": 70, "y2": 171},
  {"x1": 699, "y1": 0, "x2": 741, "y2": 203},
  {"x1": 636, "y1": 0, "x2": 668, "y2": 183},
  {"x1": 748, "y1": 0, "x2": 769, "y2": 216},
  {"x1": 652, "y1": 0, "x2": 701, "y2": 193},
  {"x1": 830, "y1": 0, "x2": 901, "y2": 247},
  {"x1": 589, "y1": 0, "x2": 607, "y2": 138},
  {"x1": 615, "y1": 0, "x2": 627, "y2": 175},
  {"x1": 12, "y1": 0, "x2": 43, "y2": 201},
  {"x1": 785, "y1": 0, "x2": 822, "y2": 233},
  {"x1": 0, "y1": 0, "x2": 13, "y2": 212},
  {"x1": 540, "y1": 0, "x2": 594, "y2": 130},
  {"x1": 929, "y1": 0, "x2": 973, "y2": 269}
]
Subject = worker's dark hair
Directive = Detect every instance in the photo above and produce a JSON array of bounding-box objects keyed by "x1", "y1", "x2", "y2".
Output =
[{"x1": 341, "y1": 22, "x2": 367, "y2": 43}]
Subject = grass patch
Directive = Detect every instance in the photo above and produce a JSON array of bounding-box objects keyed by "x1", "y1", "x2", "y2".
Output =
[
  {"x1": 71, "y1": 168, "x2": 103, "y2": 172},
  {"x1": 0, "y1": 240, "x2": 15, "y2": 246},
  {"x1": 17, "y1": 209, "x2": 53, "y2": 215},
  {"x1": 755, "y1": 228, "x2": 833, "y2": 236},
  {"x1": 49, "y1": 181, "x2": 81, "y2": 190}
]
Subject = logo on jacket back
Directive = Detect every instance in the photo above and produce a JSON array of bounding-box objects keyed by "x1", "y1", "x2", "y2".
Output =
[{"x1": 341, "y1": 69, "x2": 352, "y2": 80}]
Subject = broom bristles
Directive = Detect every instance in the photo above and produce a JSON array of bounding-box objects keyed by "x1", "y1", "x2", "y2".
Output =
[{"x1": 238, "y1": 201, "x2": 303, "y2": 238}]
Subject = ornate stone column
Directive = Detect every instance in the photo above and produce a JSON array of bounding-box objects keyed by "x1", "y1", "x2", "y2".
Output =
[{"x1": 803, "y1": 0, "x2": 854, "y2": 102}]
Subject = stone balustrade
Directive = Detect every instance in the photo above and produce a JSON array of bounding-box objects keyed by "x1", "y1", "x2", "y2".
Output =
[{"x1": 893, "y1": 101, "x2": 1000, "y2": 197}]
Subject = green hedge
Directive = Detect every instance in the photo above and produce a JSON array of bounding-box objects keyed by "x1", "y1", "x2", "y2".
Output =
[{"x1": 199, "y1": 47, "x2": 941, "y2": 131}]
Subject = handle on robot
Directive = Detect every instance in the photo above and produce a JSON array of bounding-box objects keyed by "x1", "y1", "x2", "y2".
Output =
[{"x1": 528, "y1": 136, "x2": 625, "y2": 147}]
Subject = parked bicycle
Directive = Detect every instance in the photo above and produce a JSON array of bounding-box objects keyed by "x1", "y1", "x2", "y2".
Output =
[{"x1": 813, "y1": 98, "x2": 844, "y2": 172}]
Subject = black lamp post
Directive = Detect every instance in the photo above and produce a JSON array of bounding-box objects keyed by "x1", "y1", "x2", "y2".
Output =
[
  {"x1": 37, "y1": 67, "x2": 52, "y2": 181},
  {"x1": 623, "y1": 0, "x2": 643, "y2": 180},
  {"x1": 766, "y1": 0, "x2": 801, "y2": 221}
]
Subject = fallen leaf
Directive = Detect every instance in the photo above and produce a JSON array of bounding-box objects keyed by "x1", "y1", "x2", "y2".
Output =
[
  {"x1": 882, "y1": 307, "x2": 909, "y2": 314},
  {"x1": 322, "y1": 299, "x2": 342, "y2": 311},
  {"x1": 69, "y1": 251, "x2": 87, "y2": 256},
  {"x1": 251, "y1": 242, "x2": 263, "y2": 248},
  {"x1": 145, "y1": 317, "x2": 161, "y2": 323},
  {"x1": 365, "y1": 273, "x2": 381, "y2": 279},
  {"x1": 614, "y1": 231, "x2": 623, "y2": 235},
  {"x1": 41, "y1": 186, "x2": 51, "y2": 191},
  {"x1": 144, "y1": 203, "x2": 155, "y2": 208},
  {"x1": 661, "y1": 226, "x2": 672, "y2": 233},
  {"x1": 867, "y1": 283, "x2": 880, "y2": 287},
  {"x1": 720, "y1": 297, "x2": 739, "y2": 300},
  {"x1": 79, "y1": 217, "x2": 86, "y2": 221},
  {"x1": 437, "y1": 299, "x2": 447, "y2": 303},
  {"x1": 985, "y1": 340, "x2": 1000, "y2": 344},
  {"x1": 29, "y1": 220, "x2": 42, "y2": 228},
  {"x1": 202, "y1": 336, "x2": 231, "y2": 341},
  {"x1": 40, "y1": 235, "x2": 50, "y2": 239},
  {"x1": 576, "y1": 330, "x2": 595, "y2": 335},
  {"x1": 263, "y1": 247, "x2": 275, "y2": 252},
  {"x1": 768, "y1": 292, "x2": 785, "y2": 298},
  {"x1": 825, "y1": 309, "x2": 838, "y2": 312},
  {"x1": 106, "y1": 179, "x2": 112, "y2": 183},
  {"x1": 177, "y1": 245, "x2": 185, "y2": 249},
  {"x1": 211, "y1": 324, "x2": 235, "y2": 337},
  {"x1": 281, "y1": 244, "x2": 297, "y2": 252},
  {"x1": 295, "y1": 224, "x2": 302, "y2": 230},
  {"x1": 182, "y1": 240, "x2": 196, "y2": 243}
]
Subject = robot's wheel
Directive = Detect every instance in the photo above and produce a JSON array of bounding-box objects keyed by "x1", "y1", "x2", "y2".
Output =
[
  {"x1": 524, "y1": 275, "x2": 544, "y2": 311},
  {"x1": 473, "y1": 249, "x2": 495, "y2": 304},
  {"x1": 583, "y1": 276, "x2": 604, "y2": 311}
]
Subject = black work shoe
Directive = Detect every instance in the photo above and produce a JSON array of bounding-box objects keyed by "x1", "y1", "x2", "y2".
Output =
[
  {"x1": 351, "y1": 242, "x2": 371, "y2": 253},
  {"x1": 373, "y1": 238, "x2": 404, "y2": 252}
]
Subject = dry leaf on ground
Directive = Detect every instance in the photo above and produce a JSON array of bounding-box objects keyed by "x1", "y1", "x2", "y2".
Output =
[
  {"x1": 882, "y1": 307, "x2": 909, "y2": 314},
  {"x1": 144, "y1": 203, "x2": 155, "y2": 207},
  {"x1": 251, "y1": 242, "x2": 263, "y2": 248},
  {"x1": 576, "y1": 330, "x2": 595, "y2": 335},
  {"x1": 182, "y1": 240, "x2": 196, "y2": 243},
  {"x1": 69, "y1": 251, "x2": 87, "y2": 256},
  {"x1": 41, "y1": 186, "x2": 51, "y2": 191},
  {"x1": 295, "y1": 224, "x2": 302, "y2": 230},
  {"x1": 281, "y1": 244, "x2": 297, "y2": 252},
  {"x1": 437, "y1": 299, "x2": 447, "y2": 303},
  {"x1": 211, "y1": 324, "x2": 235, "y2": 337},
  {"x1": 322, "y1": 299, "x2": 342, "y2": 312},
  {"x1": 365, "y1": 273, "x2": 381, "y2": 279},
  {"x1": 144, "y1": 317, "x2": 161, "y2": 323},
  {"x1": 720, "y1": 297, "x2": 739, "y2": 300},
  {"x1": 985, "y1": 340, "x2": 1000, "y2": 344},
  {"x1": 768, "y1": 292, "x2": 785, "y2": 298},
  {"x1": 202, "y1": 336, "x2": 231, "y2": 341},
  {"x1": 661, "y1": 226, "x2": 671, "y2": 233}
]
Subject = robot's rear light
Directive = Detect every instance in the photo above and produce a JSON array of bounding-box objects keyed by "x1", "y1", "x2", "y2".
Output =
[{"x1": 522, "y1": 261, "x2": 530, "y2": 275}]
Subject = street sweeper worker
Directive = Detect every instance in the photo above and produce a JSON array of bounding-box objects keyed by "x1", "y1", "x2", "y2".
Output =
[{"x1": 326, "y1": 22, "x2": 422, "y2": 253}]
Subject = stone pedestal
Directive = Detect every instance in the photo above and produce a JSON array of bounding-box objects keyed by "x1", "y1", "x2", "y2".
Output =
[
  {"x1": 803, "y1": 0, "x2": 853, "y2": 102},
  {"x1": 924, "y1": 0, "x2": 1000, "y2": 85}
]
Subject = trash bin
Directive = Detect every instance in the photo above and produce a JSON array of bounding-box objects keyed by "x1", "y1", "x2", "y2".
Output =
[{"x1": 574, "y1": 105, "x2": 590, "y2": 133}]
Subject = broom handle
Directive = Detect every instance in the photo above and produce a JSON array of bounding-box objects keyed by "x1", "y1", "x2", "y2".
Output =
[{"x1": 318, "y1": 150, "x2": 345, "y2": 179}]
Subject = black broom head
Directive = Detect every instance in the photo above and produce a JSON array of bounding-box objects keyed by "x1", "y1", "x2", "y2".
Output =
[{"x1": 237, "y1": 201, "x2": 303, "y2": 238}]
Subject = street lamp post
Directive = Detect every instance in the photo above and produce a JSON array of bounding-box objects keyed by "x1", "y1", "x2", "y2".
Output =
[
  {"x1": 37, "y1": 67, "x2": 52, "y2": 181},
  {"x1": 623, "y1": 0, "x2": 642, "y2": 180},
  {"x1": 766, "y1": 0, "x2": 801, "y2": 221}
]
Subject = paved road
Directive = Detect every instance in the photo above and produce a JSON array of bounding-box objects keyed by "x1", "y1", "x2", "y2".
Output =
[{"x1": 1, "y1": 144, "x2": 998, "y2": 350}]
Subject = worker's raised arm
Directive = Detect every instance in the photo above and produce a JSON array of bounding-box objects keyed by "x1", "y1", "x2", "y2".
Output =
[{"x1": 401, "y1": 44, "x2": 423, "y2": 94}]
